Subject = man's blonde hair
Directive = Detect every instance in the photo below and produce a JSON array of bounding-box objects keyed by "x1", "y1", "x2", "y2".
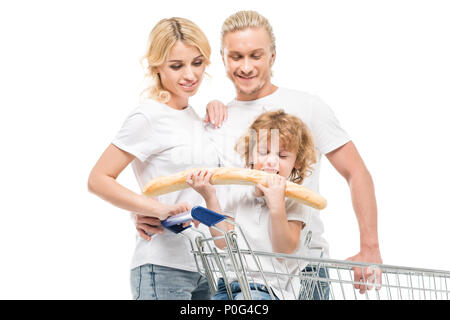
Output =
[
  {"x1": 221, "y1": 10, "x2": 276, "y2": 54},
  {"x1": 141, "y1": 17, "x2": 211, "y2": 103},
  {"x1": 235, "y1": 110, "x2": 316, "y2": 184}
]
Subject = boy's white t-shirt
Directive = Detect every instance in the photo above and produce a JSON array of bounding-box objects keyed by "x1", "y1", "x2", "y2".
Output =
[
  {"x1": 206, "y1": 87, "x2": 351, "y2": 259},
  {"x1": 112, "y1": 99, "x2": 220, "y2": 271},
  {"x1": 221, "y1": 186, "x2": 311, "y2": 300}
]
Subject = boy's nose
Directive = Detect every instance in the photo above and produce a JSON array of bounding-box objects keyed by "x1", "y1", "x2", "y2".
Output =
[{"x1": 266, "y1": 153, "x2": 279, "y2": 167}]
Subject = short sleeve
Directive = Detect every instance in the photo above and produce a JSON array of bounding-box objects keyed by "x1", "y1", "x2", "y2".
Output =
[
  {"x1": 285, "y1": 199, "x2": 311, "y2": 226},
  {"x1": 112, "y1": 111, "x2": 158, "y2": 162},
  {"x1": 309, "y1": 95, "x2": 351, "y2": 155}
]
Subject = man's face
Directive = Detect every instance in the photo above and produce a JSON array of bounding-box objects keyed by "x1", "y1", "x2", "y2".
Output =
[{"x1": 222, "y1": 27, "x2": 275, "y2": 101}]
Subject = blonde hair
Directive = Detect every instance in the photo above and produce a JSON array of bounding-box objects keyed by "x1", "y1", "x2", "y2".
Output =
[
  {"x1": 141, "y1": 17, "x2": 211, "y2": 103},
  {"x1": 235, "y1": 110, "x2": 316, "y2": 184},
  {"x1": 221, "y1": 10, "x2": 276, "y2": 54}
]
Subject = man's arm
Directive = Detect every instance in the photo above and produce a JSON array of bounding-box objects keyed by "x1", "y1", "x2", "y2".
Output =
[{"x1": 326, "y1": 141, "x2": 382, "y2": 291}]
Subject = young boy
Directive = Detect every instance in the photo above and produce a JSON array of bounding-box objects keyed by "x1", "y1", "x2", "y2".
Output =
[{"x1": 186, "y1": 110, "x2": 317, "y2": 300}]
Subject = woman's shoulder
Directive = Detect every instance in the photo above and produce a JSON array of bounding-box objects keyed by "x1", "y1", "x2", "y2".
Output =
[{"x1": 124, "y1": 99, "x2": 170, "y2": 124}]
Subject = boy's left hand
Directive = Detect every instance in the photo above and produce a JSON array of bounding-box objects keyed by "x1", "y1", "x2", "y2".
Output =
[
  {"x1": 186, "y1": 169, "x2": 216, "y2": 200},
  {"x1": 256, "y1": 174, "x2": 287, "y2": 213}
]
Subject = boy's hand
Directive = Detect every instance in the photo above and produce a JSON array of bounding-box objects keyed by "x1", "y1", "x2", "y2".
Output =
[
  {"x1": 186, "y1": 169, "x2": 216, "y2": 200},
  {"x1": 256, "y1": 174, "x2": 287, "y2": 214}
]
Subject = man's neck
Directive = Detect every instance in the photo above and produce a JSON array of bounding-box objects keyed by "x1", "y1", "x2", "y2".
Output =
[{"x1": 236, "y1": 83, "x2": 278, "y2": 101}]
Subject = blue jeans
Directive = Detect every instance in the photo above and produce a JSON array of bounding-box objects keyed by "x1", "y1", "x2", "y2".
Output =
[
  {"x1": 130, "y1": 264, "x2": 211, "y2": 300},
  {"x1": 299, "y1": 265, "x2": 330, "y2": 300},
  {"x1": 213, "y1": 278, "x2": 278, "y2": 300}
]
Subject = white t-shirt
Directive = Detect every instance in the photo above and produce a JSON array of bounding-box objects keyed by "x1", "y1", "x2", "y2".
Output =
[
  {"x1": 221, "y1": 185, "x2": 311, "y2": 300},
  {"x1": 112, "y1": 99, "x2": 220, "y2": 271},
  {"x1": 206, "y1": 87, "x2": 351, "y2": 258}
]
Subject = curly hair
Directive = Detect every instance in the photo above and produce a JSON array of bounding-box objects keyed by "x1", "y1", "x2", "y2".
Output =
[{"x1": 235, "y1": 110, "x2": 316, "y2": 184}]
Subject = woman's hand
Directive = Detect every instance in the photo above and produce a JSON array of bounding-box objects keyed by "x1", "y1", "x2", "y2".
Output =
[
  {"x1": 156, "y1": 202, "x2": 191, "y2": 221},
  {"x1": 256, "y1": 174, "x2": 287, "y2": 214},
  {"x1": 186, "y1": 169, "x2": 216, "y2": 200},
  {"x1": 205, "y1": 100, "x2": 228, "y2": 129}
]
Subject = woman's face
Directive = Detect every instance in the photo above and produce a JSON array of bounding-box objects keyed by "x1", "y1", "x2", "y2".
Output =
[{"x1": 156, "y1": 41, "x2": 206, "y2": 108}]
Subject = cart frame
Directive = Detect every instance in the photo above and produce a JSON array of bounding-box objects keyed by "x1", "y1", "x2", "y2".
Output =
[{"x1": 185, "y1": 206, "x2": 450, "y2": 300}]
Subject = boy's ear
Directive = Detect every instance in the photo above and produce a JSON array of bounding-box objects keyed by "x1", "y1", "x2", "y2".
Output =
[{"x1": 294, "y1": 158, "x2": 302, "y2": 170}]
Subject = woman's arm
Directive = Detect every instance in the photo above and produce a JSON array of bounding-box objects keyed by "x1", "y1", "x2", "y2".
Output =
[{"x1": 88, "y1": 144, "x2": 190, "y2": 219}]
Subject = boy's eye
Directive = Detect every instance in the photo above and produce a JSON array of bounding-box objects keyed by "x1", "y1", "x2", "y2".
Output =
[
  {"x1": 230, "y1": 55, "x2": 241, "y2": 61},
  {"x1": 251, "y1": 55, "x2": 262, "y2": 59}
]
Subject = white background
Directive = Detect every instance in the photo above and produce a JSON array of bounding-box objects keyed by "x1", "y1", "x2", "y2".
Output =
[{"x1": 1, "y1": 0, "x2": 449, "y2": 299}]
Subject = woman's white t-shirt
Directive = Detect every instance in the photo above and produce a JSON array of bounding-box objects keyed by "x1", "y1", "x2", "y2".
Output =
[{"x1": 112, "y1": 99, "x2": 220, "y2": 271}]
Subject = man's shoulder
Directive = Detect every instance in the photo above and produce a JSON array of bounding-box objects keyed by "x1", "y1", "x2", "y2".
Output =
[{"x1": 278, "y1": 86, "x2": 312, "y2": 98}]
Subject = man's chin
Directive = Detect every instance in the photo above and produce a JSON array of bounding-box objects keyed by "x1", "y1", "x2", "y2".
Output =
[{"x1": 236, "y1": 85, "x2": 263, "y2": 98}]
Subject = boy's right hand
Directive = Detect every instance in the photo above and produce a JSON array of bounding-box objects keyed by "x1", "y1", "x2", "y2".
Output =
[{"x1": 186, "y1": 169, "x2": 216, "y2": 200}]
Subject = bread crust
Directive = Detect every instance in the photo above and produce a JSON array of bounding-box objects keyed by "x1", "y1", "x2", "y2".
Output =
[{"x1": 142, "y1": 167, "x2": 327, "y2": 210}]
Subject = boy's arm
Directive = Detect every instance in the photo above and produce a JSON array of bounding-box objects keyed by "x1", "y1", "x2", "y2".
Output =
[
  {"x1": 269, "y1": 208, "x2": 304, "y2": 254},
  {"x1": 257, "y1": 175, "x2": 304, "y2": 254},
  {"x1": 186, "y1": 170, "x2": 234, "y2": 249},
  {"x1": 203, "y1": 193, "x2": 235, "y2": 249}
]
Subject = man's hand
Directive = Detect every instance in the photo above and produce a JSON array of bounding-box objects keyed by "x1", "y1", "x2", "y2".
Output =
[
  {"x1": 205, "y1": 100, "x2": 227, "y2": 128},
  {"x1": 346, "y1": 248, "x2": 383, "y2": 294},
  {"x1": 132, "y1": 214, "x2": 163, "y2": 241}
]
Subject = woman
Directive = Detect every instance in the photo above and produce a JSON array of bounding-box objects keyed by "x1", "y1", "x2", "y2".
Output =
[{"x1": 88, "y1": 17, "x2": 219, "y2": 300}]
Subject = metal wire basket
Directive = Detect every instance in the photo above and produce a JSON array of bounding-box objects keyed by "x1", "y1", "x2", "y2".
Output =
[{"x1": 184, "y1": 206, "x2": 450, "y2": 300}]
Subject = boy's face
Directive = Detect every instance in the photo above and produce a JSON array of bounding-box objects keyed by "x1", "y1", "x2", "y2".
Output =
[
  {"x1": 252, "y1": 140, "x2": 298, "y2": 179},
  {"x1": 222, "y1": 27, "x2": 275, "y2": 101}
]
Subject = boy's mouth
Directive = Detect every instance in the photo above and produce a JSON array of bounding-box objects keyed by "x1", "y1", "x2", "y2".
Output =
[{"x1": 262, "y1": 168, "x2": 279, "y2": 174}]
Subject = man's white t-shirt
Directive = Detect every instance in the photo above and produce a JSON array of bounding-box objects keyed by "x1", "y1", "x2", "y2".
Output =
[
  {"x1": 112, "y1": 99, "x2": 220, "y2": 271},
  {"x1": 206, "y1": 87, "x2": 351, "y2": 258},
  {"x1": 222, "y1": 186, "x2": 310, "y2": 300}
]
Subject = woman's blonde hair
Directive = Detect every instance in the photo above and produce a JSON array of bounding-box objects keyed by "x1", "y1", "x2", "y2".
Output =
[
  {"x1": 220, "y1": 10, "x2": 276, "y2": 54},
  {"x1": 141, "y1": 17, "x2": 211, "y2": 103},
  {"x1": 235, "y1": 110, "x2": 316, "y2": 184}
]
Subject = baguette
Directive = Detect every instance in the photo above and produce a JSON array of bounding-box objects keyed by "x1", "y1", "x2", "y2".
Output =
[{"x1": 142, "y1": 167, "x2": 327, "y2": 210}]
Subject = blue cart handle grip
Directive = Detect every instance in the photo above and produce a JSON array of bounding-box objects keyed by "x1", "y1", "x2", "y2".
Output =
[{"x1": 191, "y1": 206, "x2": 227, "y2": 227}]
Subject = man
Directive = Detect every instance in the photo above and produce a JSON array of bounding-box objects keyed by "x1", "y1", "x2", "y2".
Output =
[{"x1": 136, "y1": 10, "x2": 382, "y2": 298}]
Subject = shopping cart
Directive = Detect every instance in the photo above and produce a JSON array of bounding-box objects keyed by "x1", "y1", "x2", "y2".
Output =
[{"x1": 164, "y1": 206, "x2": 450, "y2": 300}]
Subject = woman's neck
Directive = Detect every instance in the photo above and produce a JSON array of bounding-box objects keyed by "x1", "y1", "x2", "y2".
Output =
[{"x1": 167, "y1": 95, "x2": 188, "y2": 110}]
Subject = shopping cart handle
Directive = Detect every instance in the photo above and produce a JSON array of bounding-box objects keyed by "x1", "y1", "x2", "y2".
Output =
[
  {"x1": 191, "y1": 206, "x2": 227, "y2": 227},
  {"x1": 161, "y1": 211, "x2": 192, "y2": 234}
]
